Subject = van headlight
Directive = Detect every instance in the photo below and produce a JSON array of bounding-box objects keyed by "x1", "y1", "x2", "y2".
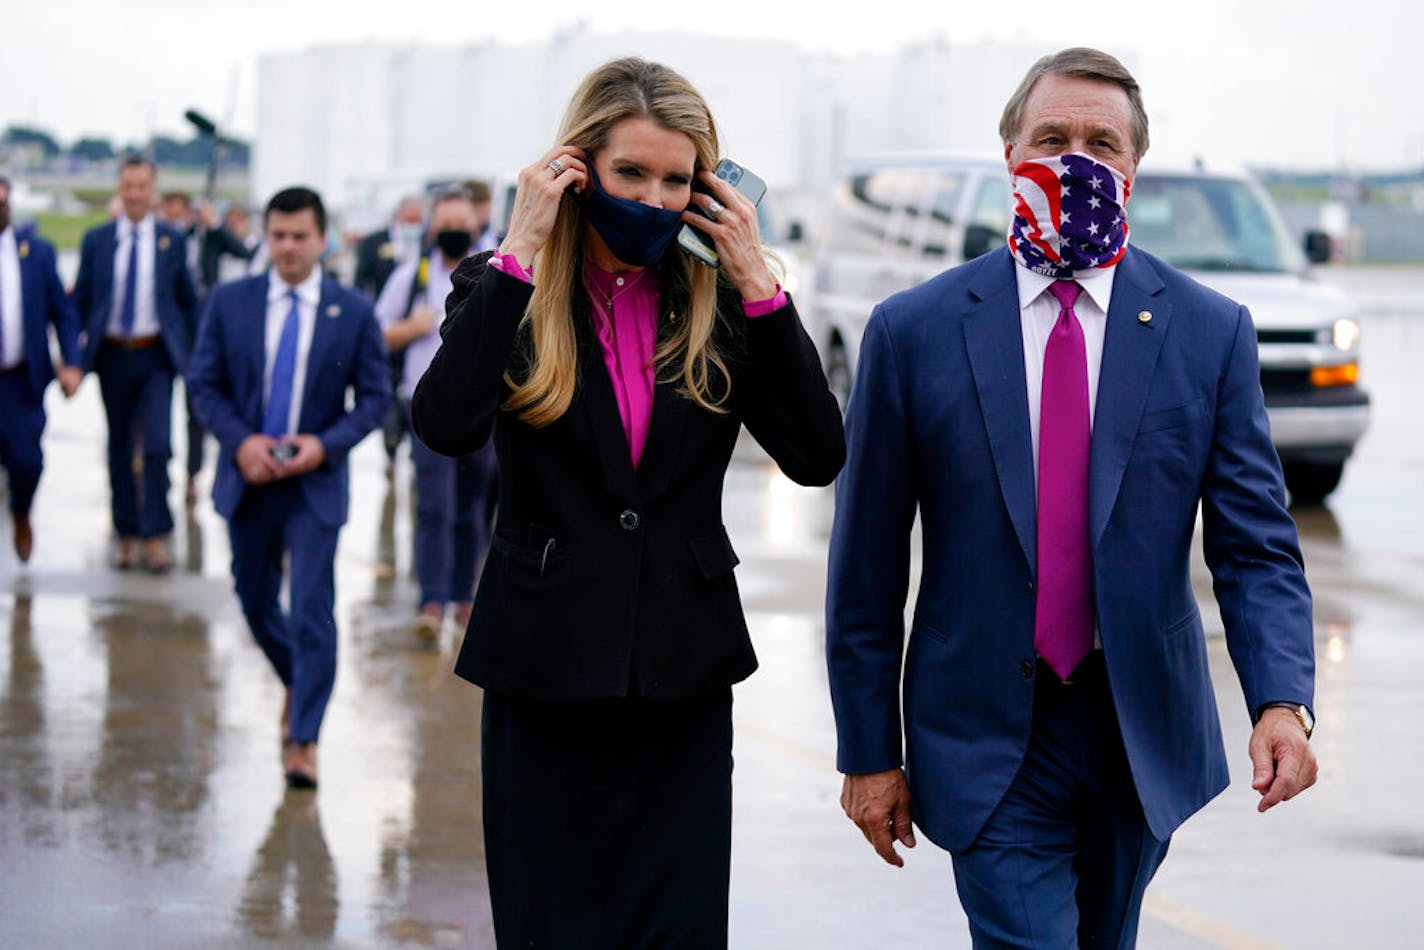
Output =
[{"x1": 1332, "y1": 318, "x2": 1361, "y2": 352}]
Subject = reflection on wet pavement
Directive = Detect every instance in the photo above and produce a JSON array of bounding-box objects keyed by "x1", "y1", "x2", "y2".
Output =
[
  {"x1": 238, "y1": 796, "x2": 339, "y2": 941},
  {"x1": 1, "y1": 266, "x2": 1422, "y2": 947}
]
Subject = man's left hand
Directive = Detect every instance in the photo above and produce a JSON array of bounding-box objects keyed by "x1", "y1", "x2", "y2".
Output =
[
  {"x1": 1249, "y1": 707, "x2": 1318, "y2": 812},
  {"x1": 277, "y1": 435, "x2": 326, "y2": 478}
]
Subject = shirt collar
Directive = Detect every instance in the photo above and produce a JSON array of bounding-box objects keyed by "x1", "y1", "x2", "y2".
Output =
[
  {"x1": 119, "y1": 214, "x2": 154, "y2": 240},
  {"x1": 1015, "y1": 261, "x2": 1117, "y2": 315},
  {"x1": 268, "y1": 266, "x2": 323, "y2": 305}
]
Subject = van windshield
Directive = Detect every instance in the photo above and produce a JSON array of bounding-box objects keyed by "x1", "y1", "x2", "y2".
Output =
[{"x1": 1128, "y1": 175, "x2": 1305, "y2": 274}]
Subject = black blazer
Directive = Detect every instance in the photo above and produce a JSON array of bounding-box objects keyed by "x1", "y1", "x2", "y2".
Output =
[{"x1": 412, "y1": 252, "x2": 845, "y2": 700}]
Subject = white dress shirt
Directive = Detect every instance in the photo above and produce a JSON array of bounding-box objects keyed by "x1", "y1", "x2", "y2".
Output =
[
  {"x1": 107, "y1": 214, "x2": 159, "y2": 337},
  {"x1": 264, "y1": 268, "x2": 322, "y2": 436},
  {"x1": 1015, "y1": 263, "x2": 1117, "y2": 481},
  {"x1": 0, "y1": 226, "x2": 24, "y2": 369}
]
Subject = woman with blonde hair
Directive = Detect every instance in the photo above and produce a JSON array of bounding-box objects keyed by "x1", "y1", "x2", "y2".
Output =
[{"x1": 412, "y1": 57, "x2": 844, "y2": 946}]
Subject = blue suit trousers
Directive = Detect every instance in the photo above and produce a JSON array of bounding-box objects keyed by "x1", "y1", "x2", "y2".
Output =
[
  {"x1": 949, "y1": 655, "x2": 1170, "y2": 949},
  {"x1": 228, "y1": 479, "x2": 341, "y2": 744},
  {"x1": 96, "y1": 342, "x2": 175, "y2": 538},
  {"x1": 409, "y1": 421, "x2": 495, "y2": 607},
  {"x1": 0, "y1": 366, "x2": 45, "y2": 516}
]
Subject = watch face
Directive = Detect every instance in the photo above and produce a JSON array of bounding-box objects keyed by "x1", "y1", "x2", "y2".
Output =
[{"x1": 1297, "y1": 705, "x2": 1315, "y2": 736}]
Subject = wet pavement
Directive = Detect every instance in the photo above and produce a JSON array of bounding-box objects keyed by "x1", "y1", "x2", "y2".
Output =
[{"x1": 3, "y1": 265, "x2": 1424, "y2": 948}]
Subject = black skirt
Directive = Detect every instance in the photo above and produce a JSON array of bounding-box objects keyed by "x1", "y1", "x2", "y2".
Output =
[{"x1": 481, "y1": 688, "x2": 734, "y2": 949}]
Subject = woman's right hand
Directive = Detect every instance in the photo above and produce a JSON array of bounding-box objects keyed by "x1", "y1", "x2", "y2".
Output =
[{"x1": 498, "y1": 145, "x2": 589, "y2": 270}]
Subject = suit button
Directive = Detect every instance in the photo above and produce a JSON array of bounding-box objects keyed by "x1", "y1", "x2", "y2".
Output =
[
  {"x1": 619, "y1": 509, "x2": 641, "y2": 531},
  {"x1": 1020, "y1": 660, "x2": 1035, "y2": 679}
]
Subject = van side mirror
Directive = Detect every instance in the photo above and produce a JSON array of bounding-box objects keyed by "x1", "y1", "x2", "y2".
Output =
[
  {"x1": 1303, "y1": 230, "x2": 1333, "y2": 264},
  {"x1": 963, "y1": 224, "x2": 1002, "y2": 261}
]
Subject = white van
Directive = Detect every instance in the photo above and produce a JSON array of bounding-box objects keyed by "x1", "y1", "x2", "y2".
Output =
[{"x1": 810, "y1": 156, "x2": 1370, "y2": 505}]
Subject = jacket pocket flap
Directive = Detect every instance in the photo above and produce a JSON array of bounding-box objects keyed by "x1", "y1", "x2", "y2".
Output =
[
  {"x1": 1138, "y1": 399, "x2": 1204, "y2": 433},
  {"x1": 689, "y1": 529, "x2": 740, "y2": 579}
]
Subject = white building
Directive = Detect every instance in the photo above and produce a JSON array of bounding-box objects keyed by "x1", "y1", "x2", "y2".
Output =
[{"x1": 253, "y1": 29, "x2": 1088, "y2": 230}]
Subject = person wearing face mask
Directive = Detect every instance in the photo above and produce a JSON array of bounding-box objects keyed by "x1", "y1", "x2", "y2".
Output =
[
  {"x1": 827, "y1": 48, "x2": 1317, "y2": 947},
  {"x1": 412, "y1": 57, "x2": 844, "y2": 947},
  {"x1": 375, "y1": 188, "x2": 497, "y2": 639}
]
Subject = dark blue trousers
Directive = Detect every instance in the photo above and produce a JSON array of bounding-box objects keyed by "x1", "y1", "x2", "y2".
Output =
[
  {"x1": 96, "y1": 342, "x2": 175, "y2": 538},
  {"x1": 184, "y1": 385, "x2": 206, "y2": 479},
  {"x1": 0, "y1": 366, "x2": 45, "y2": 517},
  {"x1": 228, "y1": 480, "x2": 341, "y2": 744},
  {"x1": 409, "y1": 425, "x2": 495, "y2": 607},
  {"x1": 949, "y1": 655, "x2": 1170, "y2": 949}
]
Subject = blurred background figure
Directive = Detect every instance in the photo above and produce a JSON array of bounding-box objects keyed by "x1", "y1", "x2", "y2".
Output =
[
  {"x1": 158, "y1": 191, "x2": 201, "y2": 286},
  {"x1": 354, "y1": 196, "x2": 427, "y2": 474},
  {"x1": 374, "y1": 188, "x2": 496, "y2": 639},
  {"x1": 354, "y1": 195, "x2": 426, "y2": 300},
  {"x1": 73, "y1": 156, "x2": 198, "y2": 572},
  {"x1": 0, "y1": 175, "x2": 82, "y2": 563},
  {"x1": 196, "y1": 199, "x2": 256, "y2": 295},
  {"x1": 461, "y1": 179, "x2": 501, "y2": 253},
  {"x1": 215, "y1": 204, "x2": 259, "y2": 285}
]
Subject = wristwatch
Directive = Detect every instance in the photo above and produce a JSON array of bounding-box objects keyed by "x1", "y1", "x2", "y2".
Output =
[{"x1": 1258, "y1": 702, "x2": 1315, "y2": 739}]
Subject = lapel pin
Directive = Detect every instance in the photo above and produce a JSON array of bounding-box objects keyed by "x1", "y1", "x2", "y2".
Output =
[
  {"x1": 18, "y1": 241, "x2": 29, "y2": 259},
  {"x1": 1137, "y1": 310, "x2": 1152, "y2": 325},
  {"x1": 326, "y1": 304, "x2": 341, "y2": 318},
  {"x1": 158, "y1": 235, "x2": 171, "y2": 251}
]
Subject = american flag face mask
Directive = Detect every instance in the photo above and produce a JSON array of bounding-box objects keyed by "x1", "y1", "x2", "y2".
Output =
[{"x1": 1008, "y1": 152, "x2": 1131, "y2": 279}]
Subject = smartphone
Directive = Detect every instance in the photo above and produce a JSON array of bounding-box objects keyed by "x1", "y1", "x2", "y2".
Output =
[{"x1": 677, "y1": 158, "x2": 767, "y2": 268}]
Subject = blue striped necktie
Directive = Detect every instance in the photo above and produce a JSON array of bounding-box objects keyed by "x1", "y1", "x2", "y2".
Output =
[
  {"x1": 119, "y1": 224, "x2": 139, "y2": 336},
  {"x1": 262, "y1": 289, "x2": 301, "y2": 437}
]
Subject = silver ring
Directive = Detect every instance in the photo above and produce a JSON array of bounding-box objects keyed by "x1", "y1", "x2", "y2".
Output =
[
  {"x1": 706, "y1": 198, "x2": 726, "y2": 221},
  {"x1": 547, "y1": 158, "x2": 566, "y2": 176}
]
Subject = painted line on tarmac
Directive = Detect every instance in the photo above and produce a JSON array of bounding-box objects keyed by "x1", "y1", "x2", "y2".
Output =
[
  {"x1": 1141, "y1": 894, "x2": 1283, "y2": 950},
  {"x1": 735, "y1": 716, "x2": 1283, "y2": 950}
]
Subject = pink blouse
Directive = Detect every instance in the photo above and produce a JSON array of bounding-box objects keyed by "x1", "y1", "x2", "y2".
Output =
[{"x1": 489, "y1": 253, "x2": 786, "y2": 467}]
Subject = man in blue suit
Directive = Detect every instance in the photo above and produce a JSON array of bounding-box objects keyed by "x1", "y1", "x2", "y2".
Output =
[
  {"x1": 188, "y1": 186, "x2": 388, "y2": 789},
  {"x1": 73, "y1": 155, "x2": 198, "y2": 572},
  {"x1": 0, "y1": 176, "x2": 83, "y2": 562},
  {"x1": 827, "y1": 48, "x2": 1318, "y2": 947}
]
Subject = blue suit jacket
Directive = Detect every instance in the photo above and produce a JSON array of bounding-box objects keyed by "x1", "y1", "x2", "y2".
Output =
[
  {"x1": 186, "y1": 272, "x2": 390, "y2": 528},
  {"x1": 72, "y1": 218, "x2": 198, "y2": 373},
  {"x1": 826, "y1": 246, "x2": 1314, "y2": 850},
  {"x1": 9, "y1": 226, "x2": 80, "y2": 399}
]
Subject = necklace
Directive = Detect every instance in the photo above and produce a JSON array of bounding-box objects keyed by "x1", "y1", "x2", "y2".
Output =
[{"x1": 588, "y1": 268, "x2": 648, "y2": 310}]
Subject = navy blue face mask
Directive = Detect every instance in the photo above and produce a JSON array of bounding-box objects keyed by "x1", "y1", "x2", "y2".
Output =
[{"x1": 582, "y1": 167, "x2": 685, "y2": 267}]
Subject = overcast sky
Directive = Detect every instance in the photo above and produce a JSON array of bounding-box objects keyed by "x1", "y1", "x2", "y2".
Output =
[{"x1": 3, "y1": 0, "x2": 1417, "y2": 172}]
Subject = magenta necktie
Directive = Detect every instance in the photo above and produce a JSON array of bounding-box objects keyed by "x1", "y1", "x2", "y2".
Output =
[{"x1": 1035, "y1": 279, "x2": 1094, "y2": 680}]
